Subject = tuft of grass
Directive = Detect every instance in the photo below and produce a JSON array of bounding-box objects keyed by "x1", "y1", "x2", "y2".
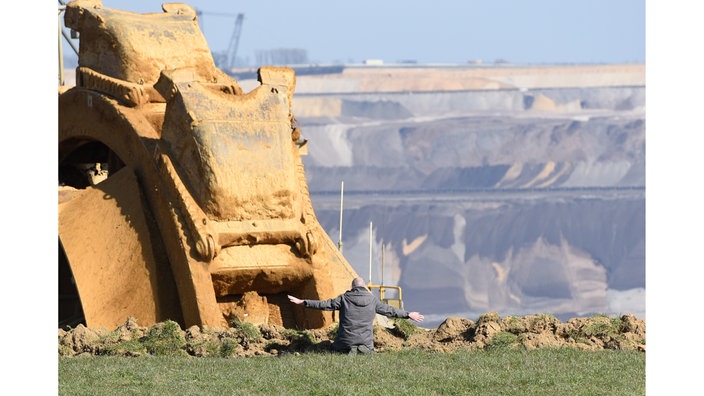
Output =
[
  {"x1": 393, "y1": 318, "x2": 423, "y2": 340},
  {"x1": 102, "y1": 339, "x2": 146, "y2": 356},
  {"x1": 531, "y1": 313, "x2": 557, "y2": 325},
  {"x1": 326, "y1": 323, "x2": 338, "y2": 339},
  {"x1": 502, "y1": 315, "x2": 524, "y2": 334},
  {"x1": 202, "y1": 340, "x2": 223, "y2": 357},
  {"x1": 280, "y1": 328, "x2": 316, "y2": 350},
  {"x1": 582, "y1": 314, "x2": 621, "y2": 338},
  {"x1": 219, "y1": 338, "x2": 240, "y2": 357},
  {"x1": 58, "y1": 344, "x2": 73, "y2": 356},
  {"x1": 142, "y1": 320, "x2": 187, "y2": 356},
  {"x1": 528, "y1": 313, "x2": 559, "y2": 333},
  {"x1": 96, "y1": 326, "x2": 147, "y2": 356},
  {"x1": 488, "y1": 331, "x2": 520, "y2": 350},
  {"x1": 280, "y1": 328, "x2": 299, "y2": 338},
  {"x1": 230, "y1": 318, "x2": 262, "y2": 343},
  {"x1": 567, "y1": 329, "x2": 590, "y2": 345}
]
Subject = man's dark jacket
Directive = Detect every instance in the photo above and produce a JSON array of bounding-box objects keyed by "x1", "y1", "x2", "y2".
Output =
[{"x1": 304, "y1": 286, "x2": 409, "y2": 351}]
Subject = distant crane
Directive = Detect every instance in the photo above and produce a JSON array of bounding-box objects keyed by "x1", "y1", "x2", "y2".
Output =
[
  {"x1": 196, "y1": 9, "x2": 244, "y2": 70},
  {"x1": 225, "y1": 13, "x2": 245, "y2": 70}
]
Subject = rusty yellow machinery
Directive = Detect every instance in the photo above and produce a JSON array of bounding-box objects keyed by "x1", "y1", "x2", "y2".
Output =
[
  {"x1": 58, "y1": 0, "x2": 358, "y2": 330},
  {"x1": 367, "y1": 284, "x2": 404, "y2": 310}
]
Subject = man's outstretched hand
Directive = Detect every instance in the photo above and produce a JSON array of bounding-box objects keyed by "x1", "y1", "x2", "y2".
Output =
[
  {"x1": 408, "y1": 312, "x2": 425, "y2": 322},
  {"x1": 288, "y1": 295, "x2": 304, "y2": 305}
]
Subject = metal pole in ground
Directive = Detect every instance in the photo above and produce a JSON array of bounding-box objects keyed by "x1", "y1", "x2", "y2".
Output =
[{"x1": 338, "y1": 181, "x2": 344, "y2": 251}]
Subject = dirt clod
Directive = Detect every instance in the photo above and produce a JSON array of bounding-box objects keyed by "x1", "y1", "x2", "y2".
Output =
[{"x1": 58, "y1": 313, "x2": 645, "y2": 357}]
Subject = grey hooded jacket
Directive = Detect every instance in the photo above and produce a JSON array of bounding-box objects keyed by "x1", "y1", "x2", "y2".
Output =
[{"x1": 304, "y1": 286, "x2": 409, "y2": 351}]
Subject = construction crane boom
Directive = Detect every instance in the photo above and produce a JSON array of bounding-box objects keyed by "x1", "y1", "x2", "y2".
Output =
[
  {"x1": 194, "y1": 9, "x2": 244, "y2": 70},
  {"x1": 226, "y1": 13, "x2": 245, "y2": 70}
]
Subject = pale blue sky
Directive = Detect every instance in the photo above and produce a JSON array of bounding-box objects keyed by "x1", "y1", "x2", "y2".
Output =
[{"x1": 63, "y1": 0, "x2": 648, "y2": 65}]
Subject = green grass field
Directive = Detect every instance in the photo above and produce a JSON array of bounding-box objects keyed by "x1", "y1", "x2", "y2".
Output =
[{"x1": 58, "y1": 348, "x2": 645, "y2": 395}]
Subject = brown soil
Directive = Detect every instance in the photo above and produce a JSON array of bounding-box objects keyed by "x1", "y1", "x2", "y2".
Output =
[{"x1": 58, "y1": 312, "x2": 645, "y2": 358}]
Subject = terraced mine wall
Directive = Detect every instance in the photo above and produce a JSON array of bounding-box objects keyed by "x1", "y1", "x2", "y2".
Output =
[{"x1": 235, "y1": 64, "x2": 646, "y2": 328}]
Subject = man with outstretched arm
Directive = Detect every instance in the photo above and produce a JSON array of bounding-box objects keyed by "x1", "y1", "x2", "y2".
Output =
[{"x1": 288, "y1": 277, "x2": 424, "y2": 354}]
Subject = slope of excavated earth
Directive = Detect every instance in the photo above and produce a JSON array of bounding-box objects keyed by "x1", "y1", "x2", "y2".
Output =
[
  {"x1": 281, "y1": 64, "x2": 646, "y2": 327},
  {"x1": 58, "y1": 313, "x2": 644, "y2": 358}
]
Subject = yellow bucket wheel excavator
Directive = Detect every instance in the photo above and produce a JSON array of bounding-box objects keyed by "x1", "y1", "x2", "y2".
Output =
[{"x1": 58, "y1": 0, "x2": 357, "y2": 330}]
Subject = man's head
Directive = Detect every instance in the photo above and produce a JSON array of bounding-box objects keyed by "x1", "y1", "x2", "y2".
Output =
[{"x1": 351, "y1": 277, "x2": 366, "y2": 288}]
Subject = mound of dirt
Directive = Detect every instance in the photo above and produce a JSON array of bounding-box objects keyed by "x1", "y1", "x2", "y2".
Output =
[{"x1": 58, "y1": 312, "x2": 645, "y2": 357}]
